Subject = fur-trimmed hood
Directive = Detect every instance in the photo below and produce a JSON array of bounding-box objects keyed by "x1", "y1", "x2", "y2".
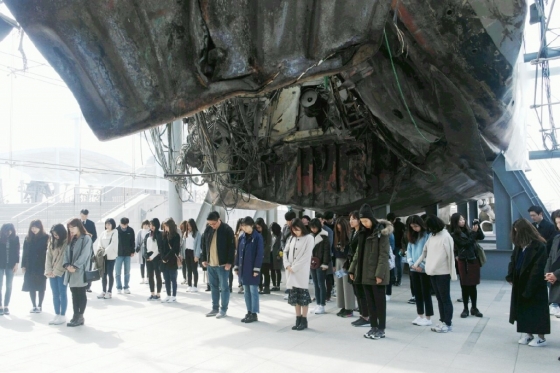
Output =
[
  {"x1": 360, "y1": 219, "x2": 394, "y2": 238},
  {"x1": 314, "y1": 229, "x2": 329, "y2": 245}
]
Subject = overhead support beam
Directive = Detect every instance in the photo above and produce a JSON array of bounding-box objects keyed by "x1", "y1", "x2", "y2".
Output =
[
  {"x1": 524, "y1": 48, "x2": 560, "y2": 63},
  {"x1": 529, "y1": 150, "x2": 560, "y2": 160}
]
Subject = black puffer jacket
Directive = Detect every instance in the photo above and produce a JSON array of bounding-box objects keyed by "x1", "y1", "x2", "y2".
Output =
[{"x1": 312, "y1": 230, "x2": 331, "y2": 269}]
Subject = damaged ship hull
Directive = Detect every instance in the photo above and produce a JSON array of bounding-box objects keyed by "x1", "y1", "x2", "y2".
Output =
[{"x1": 5, "y1": 0, "x2": 527, "y2": 214}]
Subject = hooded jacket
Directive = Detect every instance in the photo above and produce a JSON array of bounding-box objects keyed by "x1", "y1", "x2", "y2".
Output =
[
  {"x1": 312, "y1": 230, "x2": 331, "y2": 269},
  {"x1": 348, "y1": 219, "x2": 393, "y2": 286}
]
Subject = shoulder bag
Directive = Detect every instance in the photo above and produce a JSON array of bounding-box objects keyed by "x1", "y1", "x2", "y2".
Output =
[{"x1": 474, "y1": 242, "x2": 487, "y2": 267}]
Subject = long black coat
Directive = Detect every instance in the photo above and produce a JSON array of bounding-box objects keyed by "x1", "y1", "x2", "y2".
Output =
[
  {"x1": 506, "y1": 240, "x2": 550, "y2": 334},
  {"x1": 21, "y1": 234, "x2": 48, "y2": 292}
]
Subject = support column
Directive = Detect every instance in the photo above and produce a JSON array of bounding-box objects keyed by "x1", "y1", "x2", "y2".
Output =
[
  {"x1": 493, "y1": 172, "x2": 513, "y2": 251},
  {"x1": 457, "y1": 202, "x2": 468, "y2": 220},
  {"x1": 468, "y1": 200, "x2": 479, "y2": 223},
  {"x1": 373, "y1": 205, "x2": 390, "y2": 220},
  {"x1": 168, "y1": 120, "x2": 183, "y2": 223},
  {"x1": 425, "y1": 203, "x2": 439, "y2": 217},
  {"x1": 266, "y1": 208, "x2": 278, "y2": 224}
]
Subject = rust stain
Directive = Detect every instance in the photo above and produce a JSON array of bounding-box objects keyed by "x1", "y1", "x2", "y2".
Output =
[{"x1": 391, "y1": 0, "x2": 436, "y2": 57}]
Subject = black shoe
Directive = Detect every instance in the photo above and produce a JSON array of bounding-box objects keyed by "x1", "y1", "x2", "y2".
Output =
[
  {"x1": 245, "y1": 313, "x2": 258, "y2": 323},
  {"x1": 295, "y1": 317, "x2": 308, "y2": 331},
  {"x1": 352, "y1": 317, "x2": 370, "y2": 327},
  {"x1": 241, "y1": 313, "x2": 251, "y2": 322},
  {"x1": 460, "y1": 309, "x2": 469, "y2": 318},
  {"x1": 471, "y1": 308, "x2": 483, "y2": 317},
  {"x1": 394, "y1": 282, "x2": 401, "y2": 287},
  {"x1": 259, "y1": 287, "x2": 271, "y2": 295},
  {"x1": 86, "y1": 289, "x2": 92, "y2": 293},
  {"x1": 408, "y1": 297, "x2": 416, "y2": 304},
  {"x1": 336, "y1": 308, "x2": 346, "y2": 317},
  {"x1": 457, "y1": 298, "x2": 463, "y2": 303},
  {"x1": 77, "y1": 315, "x2": 85, "y2": 325},
  {"x1": 205, "y1": 287, "x2": 211, "y2": 292},
  {"x1": 292, "y1": 316, "x2": 302, "y2": 330}
]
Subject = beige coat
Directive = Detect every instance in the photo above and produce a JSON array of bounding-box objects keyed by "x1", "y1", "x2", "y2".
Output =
[
  {"x1": 45, "y1": 240, "x2": 68, "y2": 277},
  {"x1": 283, "y1": 234, "x2": 315, "y2": 289}
]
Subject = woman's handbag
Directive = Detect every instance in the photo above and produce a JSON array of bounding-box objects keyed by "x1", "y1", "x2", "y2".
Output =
[
  {"x1": 475, "y1": 242, "x2": 487, "y2": 267},
  {"x1": 85, "y1": 268, "x2": 101, "y2": 282},
  {"x1": 310, "y1": 256, "x2": 321, "y2": 269}
]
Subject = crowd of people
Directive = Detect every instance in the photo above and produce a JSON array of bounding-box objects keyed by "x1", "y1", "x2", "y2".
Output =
[{"x1": 0, "y1": 205, "x2": 559, "y2": 361}]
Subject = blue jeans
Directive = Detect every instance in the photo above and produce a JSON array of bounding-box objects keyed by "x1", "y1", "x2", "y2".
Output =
[
  {"x1": 162, "y1": 268, "x2": 178, "y2": 296},
  {"x1": 207, "y1": 266, "x2": 230, "y2": 314},
  {"x1": 115, "y1": 256, "x2": 131, "y2": 290},
  {"x1": 0, "y1": 268, "x2": 14, "y2": 307},
  {"x1": 311, "y1": 268, "x2": 327, "y2": 306},
  {"x1": 244, "y1": 284, "x2": 259, "y2": 313},
  {"x1": 49, "y1": 276, "x2": 68, "y2": 316}
]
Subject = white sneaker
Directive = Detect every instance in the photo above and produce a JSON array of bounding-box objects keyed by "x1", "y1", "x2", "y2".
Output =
[
  {"x1": 140, "y1": 279, "x2": 145, "y2": 284},
  {"x1": 186, "y1": 286, "x2": 192, "y2": 292},
  {"x1": 167, "y1": 296, "x2": 177, "y2": 303},
  {"x1": 124, "y1": 289, "x2": 131, "y2": 294},
  {"x1": 518, "y1": 334, "x2": 534, "y2": 345},
  {"x1": 53, "y1": 315, "x2": 66, "y2": 325},
  {"x1": 385, "y1": 295, "x2": 391, "y2": 301},
  {"x1": 117, "y1": 289, "x2": 122, "y2": 294},
  {"x1": 49, "y1": 315, "x2": 59, "y2": 325},
  {"x1": 549, "y1": 305, "x2": 560, "y2": 315},
  {"x1": 431, "y1": 323, "x2": 451, "y2": 333},
  {"x1": 415, "y1": 318, "x2": 433, "y2": 326},
  {"x1": 314, "y1": 305, "x2": 326, "y2": 314},
  {"x1": 412, "y1": 316, "x2": 422, "y2": 325},
  {"x1": 104, "y1": 292, "x2": 112, "y2": 299},
  {"x1": 162, "y1": 296, "x2": 171, "y2": 303},
  {"x1": 528, "y1": 338, "x2": 547, "y2": 347},
  {"x1": 181, "y1": 280, "x2": 187, "y2": 285},
  {"x1": 97, "y1": 293, "x2": 106, "y2": 299},
  {"x1": 283, "y1": 294, "x2": 289, "y2": 300},
  {"x1": 191, "y1": 286, "x2": 198, "y2": 292}
]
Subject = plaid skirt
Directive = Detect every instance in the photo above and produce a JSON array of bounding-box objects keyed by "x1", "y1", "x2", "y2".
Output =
[{"x1": 288, "y1": 287, "x2": 312, "y2": 306}]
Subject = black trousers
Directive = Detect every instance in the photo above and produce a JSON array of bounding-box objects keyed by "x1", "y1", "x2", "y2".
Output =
[
  {"x1": 363, "y1": 284, "x2": 386, "y2": 329},
  {"x1": 386, "y1": 269, "x2": 396, "y2": 296},
  {"x1": 461, "y1": 285, "x2": 478, "y2": 310},
  {"x1": 353, "y1": 283, "x2": 369, "y2": 318},
  {"x1": 326, "y1": 274, "x2": 334, "y2": 300},
  {"x1": 102, "y1": 259, "x2": 115, "y2": 293},
  {"x1": 185, "y1": 250, "x2": 198, "y2": 287},
  {"x1": 260, "y1": 263, "x2": 271, "y2": 288},
  {"x1": 29, "y1": 290, "x2": 45, "y2": 308},
  {"x1": 147, "y1": 258, "x2": 162, "y2": 293},
  {"x1": 430, "y1": 274, "x2": 453, "y2": 326},
  {"x1": 410, "y1": 271, "x2": 434, "y2": 316},
  {"x1": 70, "y1": 286, "x2": 87, "y2": 316},
  {"x1": 270, "y1": 269, "x2": 281, "y2": 287}
]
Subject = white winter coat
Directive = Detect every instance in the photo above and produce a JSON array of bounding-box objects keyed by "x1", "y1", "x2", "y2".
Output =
[{"x1": 283, "y1": 234, "x2": 315, "y2": 289}]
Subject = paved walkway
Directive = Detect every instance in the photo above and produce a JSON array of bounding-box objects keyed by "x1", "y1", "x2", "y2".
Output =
[{"x1": 0, "y1": 265, "x2": 558, "y2": 373}]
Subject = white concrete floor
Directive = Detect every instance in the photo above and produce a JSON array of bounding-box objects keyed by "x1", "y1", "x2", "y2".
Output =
[{"x1": 0, "y1": 264, "x2": 558, "y2": 373}]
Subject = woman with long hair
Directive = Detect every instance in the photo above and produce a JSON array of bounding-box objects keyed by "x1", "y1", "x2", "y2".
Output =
[
  {"x1": 45, "y1": 224, "x2": 69, "y2": 325},
  {"x1": 63, "y1": 218, "x2": 93, "y2": 327},
  {"x1": 507, "y1": 218, "x2": 549, "y2": 347},
  {"x1": 255, "y1": 218, "x2": 272, "y2": 295},
  {"x1": 180, "y1": 220, "x2": 189, "y2": 285},
  {"x1": 144, "y1": 218, "x2": 163, "y2": 300},
  {"x1": 348, "y1": 211, "x2": 369, "y2": 327},
  {"x1": 545, "y1": 210, "x2": 560, "y2": 317},
  {"x1": 161, "y1": 218, "x2": 181, "y2": 303},
  {"x1": 270, "y1": 222, "x2": 283, "y2": 291},
  {"x1": 309, "y1": 218, "x2": 331, "y2": 315},
  {"x1": 97, "y1": 218, "x2": 119, "y2": 300},
  {"x1": 234, "y1": 217, "x2": 264, "y2": 323},
  {"x1": 0, "y1": 223, "x2": 20, "y2": 316},
  {"x1": 283, "y1": 218, "x2": 315, "y2": 331},
  {"x1": 22, "y1": 220, "x2": 49, "y2": 313},
  {"x1": 349, "y1": 204, "x2": 392, "y2": 340},
  {"x1": 334, "y1": 216, "x2": 355, "y2": 317},
  {"x1": 449, "y1": 213, "x2": 485, "y2": 318},
  {"x1": 412, "y1": 215, "x2": 456, "y2": 333},
  {"x1": 406, "y1": 215, "x2": 433, "y2": 326},
  {"x1": 182, "y1": 219, "x2": 202, "y2": 292}
]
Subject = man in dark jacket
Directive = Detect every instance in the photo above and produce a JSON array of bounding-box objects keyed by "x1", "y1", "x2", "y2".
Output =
[
  {"x1": 116, "y1": 217, "x2": 135, "y2": 294},
  {"x1": 201, "y1": 211, "x2": 235, "y2": 318},
  {"x1": 387, "y1": 213, "x2": 406, "y2": 286},
  {"x1": 528, "y1": 206, "x2": 556, "y2": 254}
]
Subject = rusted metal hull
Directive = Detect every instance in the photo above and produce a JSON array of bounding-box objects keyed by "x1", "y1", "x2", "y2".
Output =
[{"x1": 6, "y1": 0, "x2": 527, "y2": 214}]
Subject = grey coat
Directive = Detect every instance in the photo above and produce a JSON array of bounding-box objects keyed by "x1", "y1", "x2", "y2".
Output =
[
  {"x1": 545, "y1": 234, "x2": 560, "y2": 303},
  {"x1": 63, "y1": 235, "x2": 93, "y2": 288}
]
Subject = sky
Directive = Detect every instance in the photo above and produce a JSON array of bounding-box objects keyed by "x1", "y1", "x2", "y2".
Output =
[{"x1": 0, "y1": 3, "x2": 559, "y2": 211}]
